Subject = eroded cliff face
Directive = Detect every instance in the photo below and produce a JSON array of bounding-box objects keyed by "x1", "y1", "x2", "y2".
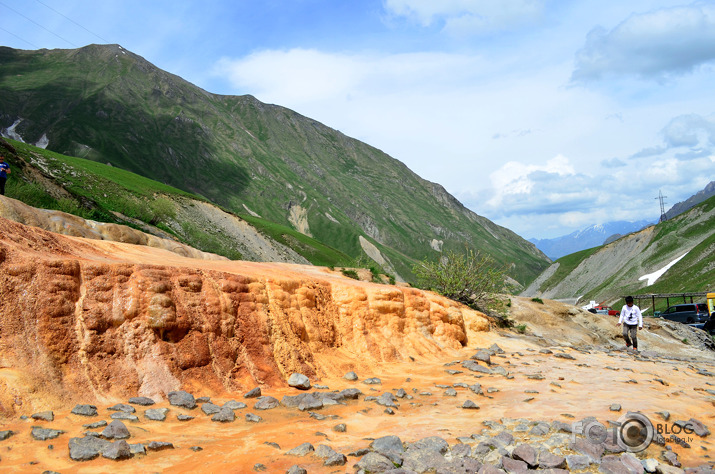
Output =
[{"x1": 0, "y1": 216, "x2": 489, "y2": 415}]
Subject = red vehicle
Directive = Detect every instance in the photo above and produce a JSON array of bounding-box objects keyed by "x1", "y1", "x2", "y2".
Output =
[{"x1": 593, "y1": 304, "x2": 620, "y2": 316}]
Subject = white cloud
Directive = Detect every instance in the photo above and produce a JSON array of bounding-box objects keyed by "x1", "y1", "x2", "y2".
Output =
[
  {"x1": 383, "y1": 0, "x2": 544, "y2": 34},
  {"x1": 572, "y1": 4, "x2": 715, "y2": 82}
]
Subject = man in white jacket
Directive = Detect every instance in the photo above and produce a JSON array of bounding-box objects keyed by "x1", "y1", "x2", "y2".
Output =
[{"x1": 617, "y1": 296, "x2": 643, "y2": 352}]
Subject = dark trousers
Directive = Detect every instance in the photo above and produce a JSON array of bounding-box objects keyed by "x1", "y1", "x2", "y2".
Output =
[
  {"x1": 0, "y1": 177, "x2": 5, "y2": 195},
  {"x1": 623, "y1": 324, "x2": 638, "y2": 348}
]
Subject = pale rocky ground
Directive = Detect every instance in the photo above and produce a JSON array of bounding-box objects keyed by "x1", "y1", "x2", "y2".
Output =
[{"x1": 0, "y1": 197, "x2": 713, "y2": 472}]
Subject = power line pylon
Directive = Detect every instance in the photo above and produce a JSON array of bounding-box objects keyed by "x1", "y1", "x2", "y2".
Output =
[{"x1": 656, "y1": 190, "x2": 667, "y2": 222}]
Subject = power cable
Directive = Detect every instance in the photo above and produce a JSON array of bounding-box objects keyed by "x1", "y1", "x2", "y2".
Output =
[
  {"x1": 0, "y1": 25, "x2": 39, "y2": 48},
  {"x1": 0, "y1": 0, "x2": 78, "y2": 47},
  {"x1": 33, "y1": 0, "x2": 110, "y2": 44}
]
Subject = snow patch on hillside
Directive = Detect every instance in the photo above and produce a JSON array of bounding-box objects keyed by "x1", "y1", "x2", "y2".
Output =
[
  {"x1": 638, "y1": 252, "x2": 689, "y2": 286},
  {"x1": 2, "y1": 119, "x2": 25, "y2": 142}
]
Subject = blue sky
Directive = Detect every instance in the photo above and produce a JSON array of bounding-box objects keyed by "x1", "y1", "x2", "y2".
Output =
[{"x1": 1, "y1": 0, "x2": 714, "y2": 240}]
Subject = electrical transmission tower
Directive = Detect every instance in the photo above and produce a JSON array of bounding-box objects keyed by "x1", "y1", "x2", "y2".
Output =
[{"x1": 656, "y1": 190, "x2": 667, "y2": 222}]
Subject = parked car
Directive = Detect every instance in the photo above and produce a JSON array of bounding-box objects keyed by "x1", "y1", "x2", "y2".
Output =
[
  {"x1": 659, "y1": 303, "x2": 709, "y2": 324},
  {"x1": 593, "y1": 305, "x2": 619, "y2": 316}
]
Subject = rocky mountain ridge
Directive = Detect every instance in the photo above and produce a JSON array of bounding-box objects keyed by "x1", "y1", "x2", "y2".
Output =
[{"x1": 0, "y1": 44, "x2": 549, "y2": 284}]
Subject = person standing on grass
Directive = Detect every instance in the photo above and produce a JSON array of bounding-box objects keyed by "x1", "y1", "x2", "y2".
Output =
[
  {"x1": 617, "y1": 295, "x2": 643, "y2": 352},
  {"x1": 0, "y1": 155, "x2": 10, "y2": 195}
]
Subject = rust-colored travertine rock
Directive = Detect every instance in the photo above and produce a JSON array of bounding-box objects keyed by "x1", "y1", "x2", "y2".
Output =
[{"x1": 0, "y1": 216, "x2": 488, "y2": 413}]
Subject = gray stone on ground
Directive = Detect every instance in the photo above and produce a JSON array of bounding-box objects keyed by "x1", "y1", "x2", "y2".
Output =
[
  {"x1": 469, "y1": 383, "x2": 483, "y2": 395},
  {"x1": 332, "y1": 423, "x2": 346, "y2": 432},
  {"x1": 600, "y1": 453, "x2": 645, "y2": 474},
  {"x1": 287, "y1": 373, "x2": 311, "y2": 390},
  {"x1": 554, "y1": 352, "x2": 576, "y2": 360},
  {"x1": 502, "y1": 456, "x2": 528, "y2": 473},
  {"x1": 101, "y1": 420, "x2": 130, "y2": 440},
  {"x1": 177, "y1": 414, "x2": 194, "y2": 421},
  {"x1": 31, "y1": 426, "x2": 65, "y2": 441},
  {"x1": 110, "y1": 412, "x2": 139, "y2": 422},
  {"x1": 254, "y1": 396, "x2": 280, "y2": 410},
  {"x1": 403, "y1": 447, "x2": 450, "y2": 472},
  {"x1": 72, "y1": 404, "x2": 98, "y2": 417},
  {"x1": 196, "y1": 397, "x2": 211, "y2": 404},
  {"x1": 362, "y1": 377, "x2": 382, "y2": 385},
  {"x1": 128, "y1": 396, "x2": 155, "y2": 406},
  {"x1": 68, "y1": 436, "x2": 111, "y2": 461},
  {"x1": 408, "y1": 436, "x2": 449, "y2": 454},
  {"x1": 376, "y1": 392, "x2": 398, "y2": 408},
  {"x1": 344, "y1": 371, "x2": 358, "y2": 381},
  {"x1": 471, "y1": 350, "x2": 492, "y2": 365},
  {"x1": 681, "y1": 418, "x2": 710, "y2": 437},
  {"x1": 315, "y1": 444, "x2": 339, "y2": 459},
  {"x1": 211, "y1": 407, "x2": 236, "y2": 423},
  {"x1": 201, "y1": 403, "x2": 221, "y2": 415},
  {"x1": 130, "y1": 443, "x2": 146, "y2": 455},
  {"x1": 324, "y1": 452, "x2": 347, "y2": 466},
  {"x1": 0, "y1": 430, "x2": 14, "y2": 441},
  {"x1": 566, "y1": 454, "x2": 592, "y2": 470},
  {"x1": 539, "y1": 450, "x2": 567, "y2": 469},
  {"x1": 287, "y1": 466, "x2": 307, "y2": 474},
  {"x1": 355, "y1": 452, "x2": 396, "y2": 472},
  {"x1": 463, "y1": 400, "x2": 480, "y2": 409},
  {"x1": 371, "y1": 435, "x2": 404, "y2": 455},
  {"x1": 462, "y1": 360, "x2": 491, "y2": 374},
  {"x1": 512, "y1": 443, "x2": 538, "y2": 467},
  {"x1": 286, "y1": 442, "x2": 315, "y2": 456},
  {"x1": 83, "y1": 420, "x2": 107, "y2": 429},
  {"x1": 223, "y1": 400, "x2": 247, "y2": 410},
  {"x1": 168, "y1": 390, "x2": 196, "y2": 409},
  {"x1": 396, "y1": 388, "x2": 407, "y2": 398},
  {"x1": 245, "y1": 413, "x2": 262, "y2": 423},
  {"x1": 444, "y1": 388, "x2": 457, "y2": 397},
  {"x1": 610, "y1": 404, "x2": 622, "y2": 412},
  {"x1": 108, "y1": 403, "x2": 136, "y2": 413},
  {"x1": 31, "y1": 411, "x2": 54, "y2": 422},
  {"x1": 147, "y1": 441, "x2": 174, "y2": 451},
  {"x1": 244, "y1": 387, "x2": 261, "y2": 398},
  {"x1": 642, "y1": 458, "x2": 659, "y2": 472},
  {"x1": 144, "y1": 408, "x2": 169, "y2": 421},
  {"x1": 340, "y1": 388, "x2": 363, "y2": 399},
  {"x1": 530, "y1": 422, "x2": 551, "y2": 436},
  {"x1": 451, "y1": 443, "x2": 471, "y2": 458},
  {"x1": 101, "y1": 439, "x2": 133, "y2": 460}
]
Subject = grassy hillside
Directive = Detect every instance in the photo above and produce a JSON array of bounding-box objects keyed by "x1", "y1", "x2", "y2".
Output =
[
  {"x1": 0, "y1": 45, "x2": 549, "y2": 284},
  {"x1": 1, "y1": 138, "x2": 354, "y2": 266},
  {"x1": 523, "y1": 194, "x2": 715, "y2": 307}
]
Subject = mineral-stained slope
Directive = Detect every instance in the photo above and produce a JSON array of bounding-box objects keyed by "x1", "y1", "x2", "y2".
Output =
[{"x1": 0, "y1": 216, "x2": 488, "y2": 414}]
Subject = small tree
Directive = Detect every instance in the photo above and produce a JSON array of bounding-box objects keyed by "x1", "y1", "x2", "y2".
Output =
[{"x1": 412, "y1": 249, "x2": 507, "y2": 310}]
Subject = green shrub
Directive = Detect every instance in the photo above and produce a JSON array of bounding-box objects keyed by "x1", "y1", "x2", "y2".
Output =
[
  {"x1": 531, "y1": 297, "x2": 544, "y2": 304},
  {"x1": 341, "y1": 269, "x2": 359, "y2": 280},
  {"x1": 516, "y1": 324, "x2": 527, "y2": 334}
]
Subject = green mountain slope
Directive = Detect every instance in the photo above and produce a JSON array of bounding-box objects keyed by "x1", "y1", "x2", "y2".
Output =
[
  {"x1": 522, "y1": 195, "x2": 715, "y2": 310},
  {"x1": 0, "y1": 44, "x2": 549, "y2": 283}
]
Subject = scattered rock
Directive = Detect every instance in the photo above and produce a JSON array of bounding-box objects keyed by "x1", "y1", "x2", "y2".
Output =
[
  {"x1": 201, "y1": 403, "x2": 221, "y2": 415},
  {"x1": 177, "y1": 414, "x2": 194, "y2": 421},
  {"x1": 72, "y1": 404, "x2": 98, "y2": 417},
  {"x1": 101, "y1": 439, "x2": 133, "y2": 460},
  {"x1": 147, "y1": 441, "x2": 174, "y2": 451},
  {"x1": 245, "y1": 413, "x2": 262, "y2": 423},
  {"x1": 344, "y1": 371, "x2": 358, "y2": 381},
  {"x1": 145, "y1": 408, "x2": 169, "y2": 421},
  {"x1": 333, "y1": 423, "x2": 346, "y2": 432},
  {"x1": 287, "y1": 373, "x2": 311, "y2": 390},
  {"x1": 83, "y1": 421, "x2": 107, "y2": 429},
  {"x1": 463, "y1": 400, "x2": 480, "y2": 409},
  {"x1": 101, "y1": 420, "x2": 130, "y2": 440},
  {"x1": 471, "y1": 350, "x2": 492, "y2": 365},
  {"x1": 68, "y1": 436, "x2": 111, "y2": 461},
  {"x1": 0, "y1": 430, "x2": 14, "y2": 441},
  {"x1": 128, "y1": 396, "x2": 155, "y2": 406},
  {"x1": 610, "y1": 404, "x2": 622, "y2": 412},
  {"x1": 212, "y1": 407, "x2": 236, "y2": 423},
  {"x1": 254, "y1": 396, "x2": 280, "y2": 410},
  {"x1": 168, "y1": 391, "x2": 196, "y2": 409},
  {"x1": 31, "y1": 411, "x2": 54, "y2": 422},
  {"x1": 244, "y1": 387, "x2": 262, "y2": 398},
  {"x1": 31, "y1": 426, "x2": 65, "y2": 441},
  {"x1": 444, "y1": 388, "x2": 457, "y2": 397},
  {"x1": 110, "y1": 412, "x2": 139, "y2": 422},
  {"x1": 286, "y1": 466, "x2": 307, "y2": 474},
  {"x1": 108, "y1": 403, "x2": 136, "y2": 413},
  {"x1": 286, "y1": 442, "x2": 314, "y2": 456},
  {"x1": 362, "y1": 377, "x2": 382, "y2": 385},
  {"x1": 554, "y1": 353, "x2": 576, "y2": 360}
]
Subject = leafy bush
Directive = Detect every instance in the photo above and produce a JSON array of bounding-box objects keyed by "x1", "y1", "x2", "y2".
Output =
[
  {"x1": 412, "y1": 249, "x2": 507, "y2": 310},
  {"x1": 341, "y1": 269, "x2": 359, "y2": 280},
  {"x1": 531, "y1": 297, "x2": 544, "y2": 304},
  {"x1": 516, "y1": 324, "x2": 527, "y2": 334}
]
